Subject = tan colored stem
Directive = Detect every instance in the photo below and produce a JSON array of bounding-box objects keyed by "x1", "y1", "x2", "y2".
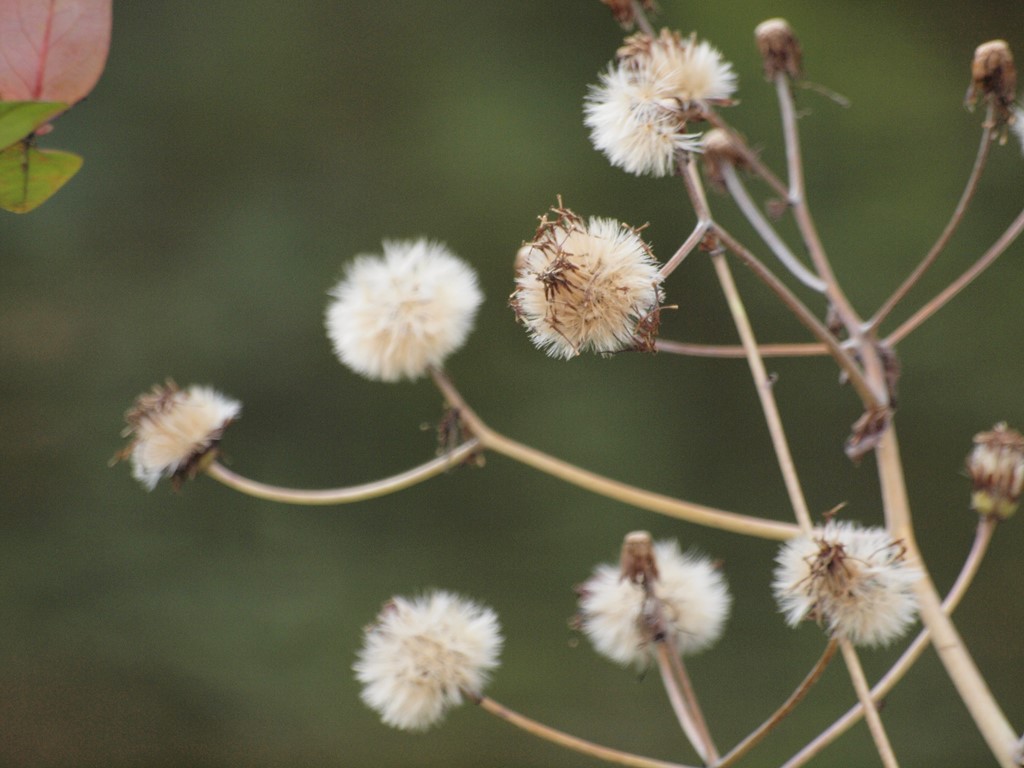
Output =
[
  {"x1": 875, "y1": 427, "x2": 1017, "y2": 766},
  {"x1": 717, "y1": 639, "x2": 837, "y2": 768},
  {"x1": 204, "y1": 439, "x2": 480, "y2": 504},
  {"x1": 870, "y1": 110, "x2": 993, "y2": 331},
  {"x1": 886, "y1": 204, "x2": 1024, "y2": 346},
  {"x1": 839, "y1": 639, "x2": 900, "y2": 768},
  {"x1": 655, "y1": 339, "x2": 830, "y2": 358},
  {"x1": 711, "y1": 252, "x2": 813, "y2": 533},
  {"x1": 474, "y1": 694, "x2": 694, "y2": 768},
  {"x1": 655, "y1": 640, "x2": 718, "y2": 764},
  {"x1": 429, "y1": 368, "x2": 800, "y2": 540}
]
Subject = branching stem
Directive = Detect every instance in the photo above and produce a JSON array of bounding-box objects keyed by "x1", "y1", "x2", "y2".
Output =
[{"x1": 203, "y1": 440, "x2": 480, "y2": 504}]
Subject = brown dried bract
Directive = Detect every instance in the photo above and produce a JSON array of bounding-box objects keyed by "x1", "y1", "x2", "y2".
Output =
[
  {"x1": 600, "y1": 0, "x2": 655, "y2": 29},
  {"x1": 966, "y1": 40, "x2": 1017, "y2": 130},
  {"x1": 755, "y1": 18, "x2": 802, "y2": 80}
]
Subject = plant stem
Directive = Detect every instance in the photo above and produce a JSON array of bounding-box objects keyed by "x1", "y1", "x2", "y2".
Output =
[
  {"x1": 885, "y1": 204, "x2": 1024, "y2": 345},
  {"x1": 711, "y1": 252, "x2": 813, "y2": 533},
  {"x1": 712, "y1": 225, "x2": 884, "y2": 411},
  {"x1": 655, "y1": 639, "x2": 719, "y2": 764},
  {"x1": 203, "y1": 439, "x2": 480, "y2": 504},
  {"x1": 774, "y1": 74, "x2": 861, "y2": 337},
  {"x1": 869, "y1": 111, "x2": 994, "y2": 332},
  {"x1": 721, "y1": 163, "x2": 826, "y2": 292},
  {"x1": 429, "y1": 367, "x2": 800, "y2": 540},
  {"x1": 839, "y1": 639, "x2": 900, "y2": 768},
  {"x1": 783, "y1": 518, "x2": 997, "y2": 767},
  {"x1": 717, "y1": 638, "x2": 838, "y2": 768},
  {"x1": 473, "y1": 693, "x2": 694, "y2": 768},
  {"x1": 659, "y1": 220, "x2": 710, "y2": 279},
  {"x1": 655, "y1": 339, "x2": 829, "y2": 358},
  {"x1": 874, "y1": 426, "x2": 1018, "y2": 766}
]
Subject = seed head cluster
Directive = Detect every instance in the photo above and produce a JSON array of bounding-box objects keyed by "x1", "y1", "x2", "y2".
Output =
[
  {"x1": 354, "y1": 591, "x2": 503, "y2": 732},
  {"x1": 325, "y1": 239, "x2": 483, "y2": 382},
  {"x1": 511, "y1": 203, "x2": 663, "y2": 359},
  {"x1": 585, "y1": 29, "x2": 737, "y2": 177},
  {"x1": 772, "y1": 521, "x2": 920, "y2": 647},
  {"x1": 120, "y1": 381, "x2": 241, "y2": 491},
  {"x1": 577, "y1": 537, "x2": 731, "y2": 667}
]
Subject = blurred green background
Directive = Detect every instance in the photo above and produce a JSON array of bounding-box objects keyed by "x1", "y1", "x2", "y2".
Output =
[{"x1": 3, "y1": 1, "x2": 1024, "y2": 766}]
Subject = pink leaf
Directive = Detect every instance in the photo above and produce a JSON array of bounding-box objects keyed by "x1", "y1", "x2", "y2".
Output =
[{"x1": 0, "y1": 0, "x2": 111, "y2": 103}]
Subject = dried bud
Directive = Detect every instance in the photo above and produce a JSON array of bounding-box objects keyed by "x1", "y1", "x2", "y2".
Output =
[
  {"x1": 966, "y1": 40, "x2": 1016, "y2": 129},
  {"x1": 701, "y1": 128, "x2": 749, "y2": 188},
  {"x1": 966, "y1": 423, "x2": 1024, "y2": 519},
  {"x1": 600, "y1": 0, "x2": 654, "y2": 28},
  {"x1": 755, "y1": 18, "x2": 802, "y2": 80},
  {"x1": 619, "y1": 530, "x2": 658, "y2": 586}
]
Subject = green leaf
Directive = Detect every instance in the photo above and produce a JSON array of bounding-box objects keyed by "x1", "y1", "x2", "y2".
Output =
[
  {"x1": 0, "y1": 140, "x2": 82, "y2": 213},
  {"x1": 0, "y1": 101, "x2": 68, "y2": 150}
]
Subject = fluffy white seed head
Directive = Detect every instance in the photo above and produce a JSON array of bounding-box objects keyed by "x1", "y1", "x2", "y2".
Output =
[
  {"x1": 121, "y1": 381, "x2": 241, "y2": 490},
  {"x1": 577, "y1": 538, "x2": 731, "y2": 667},
  {"x1": 1012, "y1": 107, "x2": 1024, "y2": 155},
  {"x1": 511, "y1": 203, "x2": 663, "y2": 359},
  {"x1": 325, "y1": 239, "x2": 483, "y2": 382},
  {"x1": 772, "y1": 521, "x2": 920, "y2": 647},
  {"x1": 354, "y1": 591, "x2": 503, "y2": 731},
  {"x1": 585, "y1": 29, "x2": 737, "y2": 176}
]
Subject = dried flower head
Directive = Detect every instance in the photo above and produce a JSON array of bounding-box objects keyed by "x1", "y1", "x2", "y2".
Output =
[
  {"x1": 584, "y1": 29, "x2": 737, "y2": 177},
  {"x1": 701, "y1": 128, "x2": 750, "y2": 189},
  {"x1": 966, "y1": 40, "x2": 1017, "y2": 130},
  {"x1": 119, "y1": 381, "x2": 240, "y2": 491},
  {"x1": 576, "y1": 536, "x2": 731, "y2": 667},
  {"x1": 754, "y1": 18, "x2": 802, "y2": 80},
  {"x1": 510, "y1": 201, "x2": 663, "y2": 359},
  {"x1": 773, "y1": 521, "x2": 920, "y2": 647},
  {"x1": 966, "y1": 422, "x2": 1024, "y2": 519},
  {"x1": 354, "y1": 591, "x2": 503, "y2": 731},
  {"x1": 325, "y1": 239, "x2": 483, "y2": 382},
  {"x1": 600, "y1": 0, "x2": 655, "y2": 28}
]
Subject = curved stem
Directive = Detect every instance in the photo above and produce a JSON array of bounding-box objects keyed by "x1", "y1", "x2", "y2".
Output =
[
  {"x1": 711, "y1": 252, "x2": 813, "y2": 533},
  {"x1": 704, "y1": 110, "x2": 790, "y2": 201},
  {"x1": 429, "y1": 368, "x2": 800, "y2": 541},
  {"x1": 655, "y1": 339, "x2": 830, "y2": 358},
  {"x1": 875, "y1": 427, "x2": 1017, "y2": 766},
  {"x1": 783, "y1": 517, "x2": 997, "y2": 767},
  {"x1": 473, "y1": 693, "x2": 694, "y2": 768},
  {"x1": 870, "y1": 113, "x2": 994, "y2": 331},
  {"x1": 839, "y1": 639, "x2": 900, "y2": 768},
  {"x1": 721, "y1": 163, "x2": 826, "y2": 292},
  {"x1": 885, "y1": 204, "x2": 1024, "y2": 346},
  {"x1": 716, "y1": 639, "x2": 837, "y2": 768},
  {"x1": 659, "y1": 220, "x2": 710, "y2": 279},
  {"x1": 203, "y1": 439, "x2": 480, "y2": 504},
  {"x1": 655, "y1": 640, "x2": 718, "y2": 764}
]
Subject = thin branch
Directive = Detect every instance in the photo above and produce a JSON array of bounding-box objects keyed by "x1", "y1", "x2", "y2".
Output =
[
  {"x1": 839, "y1": 639, "x2": 900, "y2": 768},
  {"x1": 885, "y1": 204, "x2": 1024, "y2": 346},
  {"x1": 429, "y1": 367, "x2": 801, "y2": 541},
  {"x1": 629, "y1": 0, "x2": 656, "y2": 37},
  {"x1": 659, "y1": 220, "x2": 710, "y2": 279},
  {"x1": 713, "y1": 225, "x2": 885, "y2": 411},
  {"x1": 654, "y1": 642, "x2": 716, "y2": 764},
  {"x1": 721, "y1": 163, "x2": 826, "y2": 292},
  {"x1": 774, "y1": 73, "x2": 863, "y2": 337},
  {"x1": 473, "y1": 693, "x2": 694, "y2": 768},
  {"x1": 783, "y1": 518, "x2": 997, "y2": 767},
  {"x1": 203, "y1": 440, "x2": 480, "y2": 504},
  {"x1": 869, "y1": 111, "x2": 994, "y2": 331},
  {"x1": 717, "y1": 638, "x2": 838, "y2": 768},
  {"x1": 712, "y1": 252, "x2": 813, "y2": 532},
  {"x1": 655, "y1": 339, "x2": 830, "y2": 358}
]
